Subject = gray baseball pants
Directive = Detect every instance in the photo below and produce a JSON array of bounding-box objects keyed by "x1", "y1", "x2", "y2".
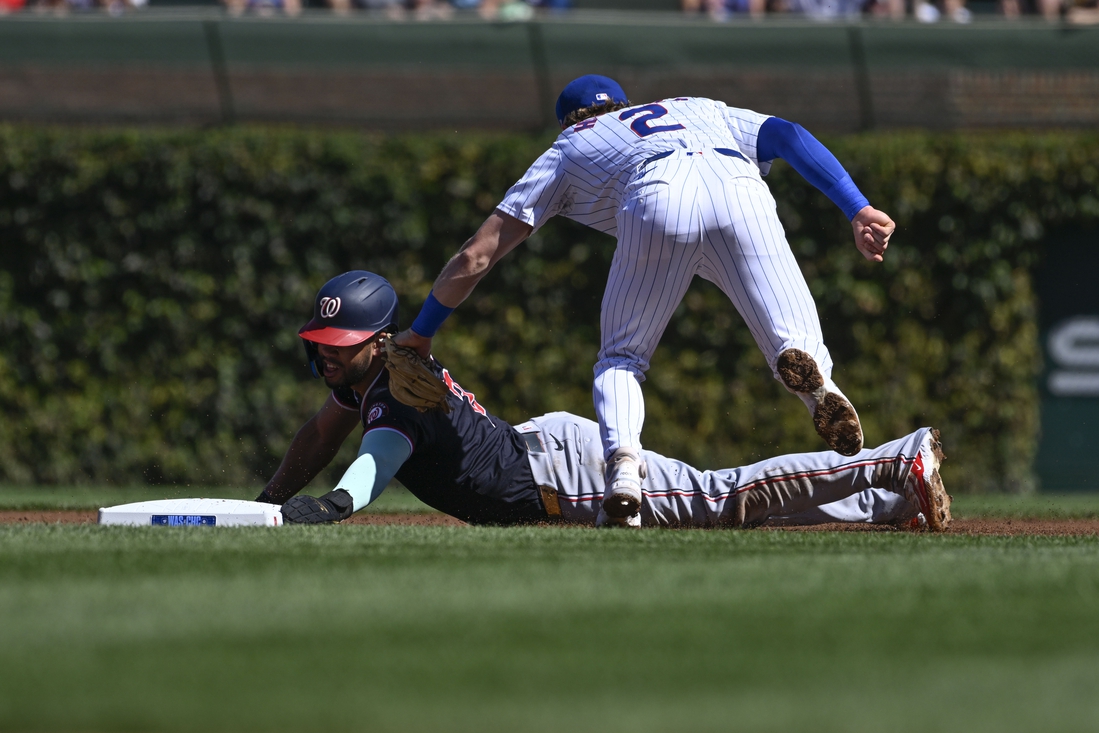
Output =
[{"x1": 515, "y1": 412, "x2": 926, "y2": 527}]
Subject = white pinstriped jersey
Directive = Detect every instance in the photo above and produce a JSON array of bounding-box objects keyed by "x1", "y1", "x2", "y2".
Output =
[{"x1": 496, "y1": 97, "x2": 773, "y2": 237}]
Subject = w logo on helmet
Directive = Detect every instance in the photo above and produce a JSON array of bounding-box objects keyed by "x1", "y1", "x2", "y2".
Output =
[{"x1": 319, "y1": 297, "x2": 342, "y2": 319}]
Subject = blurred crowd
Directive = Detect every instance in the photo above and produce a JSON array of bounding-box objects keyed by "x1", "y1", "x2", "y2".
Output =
[
  {"x1": 1, "y1": 0, "x2": 1095, "y2": 23},
  {"x1": 684, "y1": 0, "x2": 1090, "y2": 22},
  {"x1": 0, "y1": 0, "x2": 567, "y2": 17},
  {"x1": 220, "y1": 0, "x2": 570, "y2": 19},
  {"x1": 0, "y1": 0, "x2": 146, "y2": 14}
]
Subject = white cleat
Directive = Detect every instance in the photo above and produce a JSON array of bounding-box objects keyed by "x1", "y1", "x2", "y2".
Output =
[
  {"x1": 777, "y1": 348, "x2": 864, "y2": 456},
  {"x1": 602, "y1": 447, "x2": 646, "y2": 520},
  {"x1": 596, "y1": 508, "x2": 642, "y2": 528},
  {"x1": 903, "y1": 428, "x2": 953, "y2": 532}
]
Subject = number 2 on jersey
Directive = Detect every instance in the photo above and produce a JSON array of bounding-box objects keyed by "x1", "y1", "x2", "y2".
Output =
[{"x1": 620, "y1": 104, "x2": 685, "y2": 138}]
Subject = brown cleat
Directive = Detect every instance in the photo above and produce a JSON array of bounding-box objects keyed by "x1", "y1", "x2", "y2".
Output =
[
  {"x1": 777, "y1": 349, "x2": 864, "y2": 456},
  {"x1": 908, "y1": 428, "x2": 953, "y2": 532},
  {"x1": 925, "y1": 429, "x2": 953, "y2": 531}
]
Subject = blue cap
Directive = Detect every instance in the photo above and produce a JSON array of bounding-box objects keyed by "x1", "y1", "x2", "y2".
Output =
[{"x1": 555, "y1": 74, "x2": 628, "y2": 126}]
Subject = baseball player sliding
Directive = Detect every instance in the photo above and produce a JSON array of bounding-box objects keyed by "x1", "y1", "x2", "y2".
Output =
[
  {"x1": 394, "y1": 75, "x2": 896, "y2": 527},
  {"x1": 260, "y1": 271, "x2": 951, "y2": 532}
]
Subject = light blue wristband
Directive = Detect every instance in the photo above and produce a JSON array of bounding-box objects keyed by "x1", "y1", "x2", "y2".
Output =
[{"x1": 411, "y1": 291, "x2": 455, "y2": 338}]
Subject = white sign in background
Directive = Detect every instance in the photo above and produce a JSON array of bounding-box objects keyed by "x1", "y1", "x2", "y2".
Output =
[{"x1": 1048, "y1": 316, "x2": 1099, "y2": 397}]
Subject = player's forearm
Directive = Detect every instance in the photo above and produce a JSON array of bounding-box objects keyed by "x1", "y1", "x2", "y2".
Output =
[
  {"x1": 263, "y1": 454, "x2": 337, "y2": 503},
  {"x1": 335, "y1": 429, "x2": 412, "y2": 512},
  {"x1": 411, "y1": 210, "x2": 532, "y2": 337},
  {"x1": 262, "y1": 423, "x2": 342, "y2": 502},
  {"x1": 406, "y1": 249, "x2": 486, "y2": 340},
  {"x1": 433, "y1": 211, "x2": 531, "y2": 305},
  {"x1": 431, "y1": 246, "x2": 495, "y2": 307},
  {"x1": 757, "y1": 117, "x2": 869, "y2": 221}
]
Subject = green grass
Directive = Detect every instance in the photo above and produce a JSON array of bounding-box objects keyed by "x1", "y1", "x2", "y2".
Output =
[
  {"x1": 9, "y1": 485, "x2": 1099, "y2": 519},
  {"x1": 0, "y1": 483, "x2": 432, "y2": 513},
  {"x1": 1, "y1": 524, "x2": 1098, "y2": 732},
  {"x1": 950, "y1": 492, "x2": 1099, "y2": 519}
]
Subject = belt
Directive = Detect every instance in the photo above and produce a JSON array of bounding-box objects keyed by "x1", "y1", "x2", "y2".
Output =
[
  {"x1": 538, "y1": 485, "x2": 563, "y2": 519},
  {"x1": 517, "y1": 427, "x2": 563, "y2": 519},
  {"x1": 641, "y1": 147, "x2": 749, "y2": 168}
]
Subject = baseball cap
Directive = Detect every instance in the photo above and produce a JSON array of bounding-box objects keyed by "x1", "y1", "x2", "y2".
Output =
[{"x1": 555, "y1": 74, "x2": 628, "y2": 126}]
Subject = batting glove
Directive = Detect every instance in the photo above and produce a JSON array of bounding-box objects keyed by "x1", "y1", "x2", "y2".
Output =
[{"x1": 281, "y1": 489, "x2": 355, "y2": 524}]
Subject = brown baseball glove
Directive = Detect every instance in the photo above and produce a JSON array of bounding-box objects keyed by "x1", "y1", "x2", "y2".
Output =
[{"x1": 383, "y1": 337, "x2": 451, "y2": 413}]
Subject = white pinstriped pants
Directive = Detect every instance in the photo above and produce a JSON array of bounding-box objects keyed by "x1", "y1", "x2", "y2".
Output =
[{"x1": 594, "y1": 151, "x2": 832, "y2": 460}]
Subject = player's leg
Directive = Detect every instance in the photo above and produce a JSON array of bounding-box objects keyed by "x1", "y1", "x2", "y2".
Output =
[
  {"x1": 524, "y1": 411, "x2": 735, "y2": 528},
  {"x1": 521, "y1": 414, "x2": 949, "y2": 531},
  {"x1": 695, "y1": 168, "x2": 830, "y2": 372},
  {"x1": 521, "y1": 412, "x2": 633, "y2": 525},
  {"x1": 630, "y1": 433, "x2": 926, "y2": 528},
  {"x1": 766, "y1": 489, "x2": 922, "y2": 527},
  {"x1": 595, "y1": 162, "x2": 704, "y2": 517},
  {"x1": 697, "y1": 163, "x2": 862, "y2": 454},
  {"x1": 724, "y1": 427, "x2": 951, "y2": 531},
  {"x1": 640, "y1": 448, "x2": 933, "y2": 529}
]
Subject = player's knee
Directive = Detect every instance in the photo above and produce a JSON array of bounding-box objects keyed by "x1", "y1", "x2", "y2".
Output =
[{"x1": 593, "y1": 357, "x2": 647, "y2": 379}]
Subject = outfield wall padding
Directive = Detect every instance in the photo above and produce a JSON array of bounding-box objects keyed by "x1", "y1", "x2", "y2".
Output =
[{"x1": 0, "y1": 15, "x2": 1097, "y2": 131}]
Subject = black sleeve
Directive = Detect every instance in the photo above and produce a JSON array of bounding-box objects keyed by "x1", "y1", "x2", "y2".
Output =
[{"x1": 360, "y1": 392, "x2": 429, "y2": 453}]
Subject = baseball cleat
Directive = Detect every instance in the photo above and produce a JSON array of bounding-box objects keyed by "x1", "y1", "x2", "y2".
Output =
[
  {"x1": 890, "y1": 511, "x2": 928, "y2": 531},
  {"x1": 776, "y1": 348, "x2": 863, "y2": 456},
  {"x1": 596, "y1": 508, "x2": 642, "y2": 528},
  {"x1": 903, "y1": 428, "x2": 952, "y2": 532},
  {"x1": 602, "y1": 447, "x2": 646, "y2": 519}
]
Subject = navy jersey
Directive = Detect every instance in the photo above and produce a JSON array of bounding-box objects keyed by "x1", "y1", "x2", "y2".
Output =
[{"x1": 335, "y1": 362, "x2": 545, "y2": 525}]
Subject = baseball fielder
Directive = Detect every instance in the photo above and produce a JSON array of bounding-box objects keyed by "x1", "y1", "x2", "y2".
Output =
[
  {"x1": 260, "y1": 271, "x2": 951, "y2": 532},
  {"x1": 395, "y1": 75, "x2": 896, "y2": 526}
]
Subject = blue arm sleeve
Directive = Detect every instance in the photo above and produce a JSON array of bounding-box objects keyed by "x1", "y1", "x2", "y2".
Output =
[
  {"x1": 757, "y1": 117, "x2": 870, "y2": 221},
  {"x1": 334, "y1": 429, "x2": 413, "y2": 512}
]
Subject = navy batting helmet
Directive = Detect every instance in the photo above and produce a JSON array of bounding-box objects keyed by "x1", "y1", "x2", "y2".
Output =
[{"x1": 299, "y1": 271, "x2": 399, "y2": 378}]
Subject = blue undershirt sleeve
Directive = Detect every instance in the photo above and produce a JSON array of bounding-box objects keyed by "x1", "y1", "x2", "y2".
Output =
[
  {"x1": 757, "y1": 117, "x2": 870, "y2": 221},
  {"x1": 334, "y1": 429, "x2": 413, "y2": 512}
]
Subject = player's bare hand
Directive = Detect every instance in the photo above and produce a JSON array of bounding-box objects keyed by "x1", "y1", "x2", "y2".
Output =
[
  {"x1": 394, "y1": 328, "x2": 432, "y2": 359},
  {"x1": 851, "y1": 205, "x2": 894, "y2": 263}
]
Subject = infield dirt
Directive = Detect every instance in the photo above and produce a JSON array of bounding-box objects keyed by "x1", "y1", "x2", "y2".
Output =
[{"x1": 2, "y1": 510, "x2": 1098, "y2": 536}]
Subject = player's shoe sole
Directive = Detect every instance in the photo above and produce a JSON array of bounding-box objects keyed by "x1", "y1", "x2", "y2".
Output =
[
  {"x1": 596, "y1": 508, "x2": 642, "y2": 528},
  {"x1": 896, "y1": 512, "x2": 928, "y2": 531},
  {"x1": 776, "y1": 349, "x2": 864, "y2": 456},
  {"x1": 602, "y1": 448, "x2": 645, "y2": 519},
  {"x1": 904, "y1": 428, "x2": 952, "y2": 532}
]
